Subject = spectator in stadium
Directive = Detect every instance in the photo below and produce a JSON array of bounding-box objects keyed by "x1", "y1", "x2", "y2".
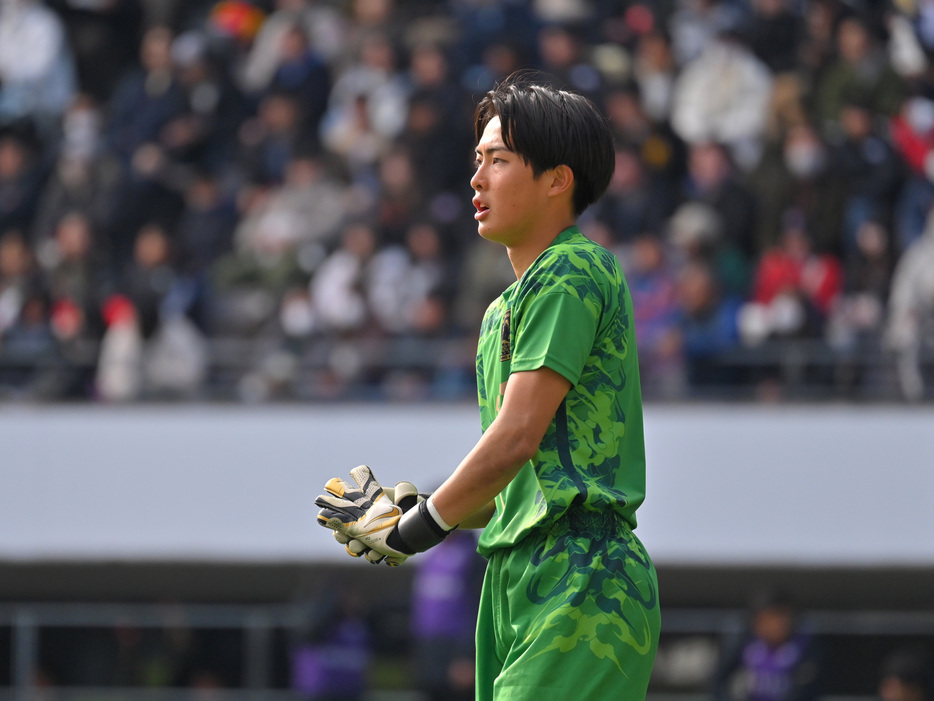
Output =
[
  {"x1": 747, "y1": 122, "x2": 844, "y2": 257},
  {"x1": 372, "y1": 146, "x2": 426, "y2": 246},
  {"x1": 31, "y1": 95, "x2": 124, "y2": 254},
  {"x1": 164, "y1": 171, "x2": 236, "y2": 334},
  {"x1": 796, "y1": 0, "x2": 843, "y2": 81},
  {"x1": 239, "y1": 0, "x2": 345, "y2": 95},
  {"x1": 310, "y1": 220, "x2": 378, "y2": 338},
  {"x1": 596, "y1": 144, "x2": 676, "y2": 246},
  {"x1": 603, "y1": 83, "x2": 686, "y2": 189},
  {"x1": 632, "y1": 29, "x2": 678, "y2": 125},
  {"x1": 260, "y1": 22, "x2": 331, "y2": 137},
  {"x1": 890, "y1": 92, "x2": 934, "y2": 251},
  {"x1": 48, "y1": 0, "x2": 142, "y2": 105},
  {"x1": 681, "y1": 141, "x2": 759, "y2": 261},
  {"x1": 739, "y1": 208, "x2": 844, "y2": 346},
  {"x1": 744, "y1": 0, "x2": 802, "y2": 75},
  {"x1": 669, "y1": 28, "x2": 773, "y2": 169},
  {"x1": 675, "y1": 260, "x2": 742, "y2": 390},
  {"x1": 160, "y1": 30, "x2": 248, "y2": 172},
  {"x1": 0, "y1": 282, "x2": 58, "y2": 398},
  {"x1": 667, "y1": 0, "x2": 749, "y2": 67},
  {"x1": 320, "y1": 31, "x2": 410, "y2": 155},
  {"x1": 367, "y1": 220, "x2": 451, "y2": 339},
  {"x1": 626, "y1": 234, "x2": 685, "y2": 398},
  {"x1": 812, "y1": 15, "x2": 906, "y2": 131},
  {"x1": 0, "y1": 229, "x2": 31, "y2": 322},
  {"x1": 0, "y1": 131, "x2": 46, "y2": 237},
  {"x1": 43, "y1": 211, "x2": 110, "y2": 326},
  {"x1": 105, "y1": 24, "x2": 187, "y2": 165},
  {"x1": 830, "y1": 96, "x2": 903, "y2": 257},
  {"x1": 211, "y1": 152, "x2": 345, "y2": 337},
  {"x1": 237, "y1": 91, "x2": 309, "y2": 185},
  {"x1": 0, "y1": 0, "x2": 77, "y2": 134},
  {"x1": 885, "y1": 204, "x2": 934, "y2": 400},
  {"x1": 119, "y1": 223, "x2": 175, "y2": 341},
  {"x1": 826, "y1": 219, "x2": 893, "y2": 375},
  {"x1": 536, "y1": 24, "x2": 603, "y2": 98},
  {"x1": 712, "y1": 590, "x2": 821, "y2": 701},
  {"x1": 402, "y1": 42, "x2": 474, "y2": 198}
]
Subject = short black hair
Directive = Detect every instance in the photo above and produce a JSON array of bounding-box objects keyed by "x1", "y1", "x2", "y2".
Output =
[{"x1": 474, "y1": 72, "x2": 615, "y2": 217}]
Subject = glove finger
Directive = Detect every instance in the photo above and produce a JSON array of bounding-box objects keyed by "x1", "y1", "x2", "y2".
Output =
[
  {"x1": 349, "y1": 465, "x2": 384, "y2": 503},
  {"x1": 324, "y1": 477, "x2": 369, "y2": 506},
  {"x1": 392, "y1": 481, "x2": 421, "y2": 511},
  {"x1": 364, "y1": 548, "x2": 386, "y2": 564},
  {"x1": 333, "y1": 531, "x2": 351, "y2": 545},
  {"x1": 315, "y1": 493, "x2": 365, "y2": 521},
  {"x1": 317, "y1": 504, "x2": 362, "y2": 531},
  {"x1": 384, "y1": 555, "x2": 407, "y2": 567},
  {"x1": 346, "y1": 539, "x2": 368, "y2": 556},
  {"x1": 344, "y1": 540, "x2": 367, "y2": 558}
]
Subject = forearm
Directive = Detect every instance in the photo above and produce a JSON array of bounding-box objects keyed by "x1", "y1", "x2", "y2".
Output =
[
  {"x1": 458, "y1": 500, "x2": 496, "y2": 529},
  {"x1": 430, "y1": 410, "x2": 540, "y2": 528}
]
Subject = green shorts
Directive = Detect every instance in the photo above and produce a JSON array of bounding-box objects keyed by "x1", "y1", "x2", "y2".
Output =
[{"x1": 475, "y1": 509, "x2": 660, "y2": 701}]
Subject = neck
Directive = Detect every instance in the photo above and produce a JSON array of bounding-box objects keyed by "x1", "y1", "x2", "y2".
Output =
[{"x1": 505, "y1": 218, "x2": 575, "y2": 279}]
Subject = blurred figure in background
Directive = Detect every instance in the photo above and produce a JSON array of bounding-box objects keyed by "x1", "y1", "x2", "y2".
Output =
[
  {"x1": 878, "y1": 648, "x2": 933, "y2": 701},
  {"x1": 885, "y1": 205, "x2": 934, "y2": 400},
  {"x1": 0, "y1": 131, "x2": 46, "y2": 236},
  {"x1": 410, "y1": 529, "x2": 485, "y2": 701},
  {"x1": 739, "y1": 209, "x2": 843, "y2": 346},
  {"x1": 291, "y1": 593, "x2": 371, "y2": 701},
  {"x1": 31, "y1": 94, "x2": 124, "y2": 255},
  {"x1": 0, "y1": 0, "x2": 77, "y2": 135},
  {"x1": 674, "y1": 260, "x2": 742, "y2": 391},
  {"x1": 670, "y1": 29, "x2": 773, "y2": 170},
  {"x1": 712, "y1": 591, "x2": 821, "y2": 701},
  {"x1": 625, "y1": 235, "x2": 685, "y2": 398},
  {"x1": 106, "y1": 24, "x2": 186, "y2": 165}
]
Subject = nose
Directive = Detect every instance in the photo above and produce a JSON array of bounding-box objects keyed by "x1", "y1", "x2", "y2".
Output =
[{"x1": 470, "y1": 161, "x2": 484, "y2": 191}]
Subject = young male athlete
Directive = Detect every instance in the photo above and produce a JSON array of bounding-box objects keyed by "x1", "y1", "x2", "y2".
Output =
[{"x1": 316, "y1": 73, "x2": 661, "y2": 700}]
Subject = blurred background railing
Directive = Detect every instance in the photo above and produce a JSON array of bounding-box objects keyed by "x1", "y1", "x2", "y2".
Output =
[
  {"x1": 3, "y1": 603, "x2": 934, "y2": 700},
  {"x1": 3, "y1": 334, "x2": 934, "y2": 402}
]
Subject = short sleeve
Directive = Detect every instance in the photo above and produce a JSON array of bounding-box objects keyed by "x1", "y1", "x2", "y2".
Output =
[{"x1": 510, "y1": 292, "x2": 599, "y2": 386}]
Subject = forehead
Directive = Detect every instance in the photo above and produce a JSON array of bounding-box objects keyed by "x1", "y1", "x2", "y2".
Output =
[{"x1": 476, "y1": 116, "x2": 505, "y2": 150}]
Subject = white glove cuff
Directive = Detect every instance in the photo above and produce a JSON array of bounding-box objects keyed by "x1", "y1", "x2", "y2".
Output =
[{"x1": 426, "y1": 494, "x2": 455, "y2": 532}]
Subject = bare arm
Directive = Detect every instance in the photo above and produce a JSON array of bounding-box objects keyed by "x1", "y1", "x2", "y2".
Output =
[{"x1": 430, "y1": 366, "x2": 572, "y2": 529}]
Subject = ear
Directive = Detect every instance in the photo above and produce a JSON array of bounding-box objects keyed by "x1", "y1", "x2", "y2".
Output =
[{"x1": 546, "y1": 164, "x2": 575, "y2": 200}]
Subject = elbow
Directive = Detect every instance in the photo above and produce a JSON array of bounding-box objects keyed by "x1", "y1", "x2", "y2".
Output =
[{"x1": 506, "y1": 432, "x2": 541, "y2": 468}]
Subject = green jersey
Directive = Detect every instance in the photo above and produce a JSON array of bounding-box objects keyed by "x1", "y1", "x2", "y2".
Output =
[{"x1": 476, "y1": 226, "x2": 646, "y2": 557}]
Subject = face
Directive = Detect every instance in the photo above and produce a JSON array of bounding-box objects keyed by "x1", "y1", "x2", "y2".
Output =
[{"x1": 470, "y1": 117, "x2": 553, "y2": 246}]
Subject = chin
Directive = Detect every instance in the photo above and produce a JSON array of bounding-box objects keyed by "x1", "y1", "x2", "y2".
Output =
[{"x1": 477, "y1": 224, "x2": 507, "y2": 245}]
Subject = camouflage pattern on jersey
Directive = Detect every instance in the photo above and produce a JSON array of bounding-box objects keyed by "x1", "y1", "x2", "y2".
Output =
[
  {"x1": 476, "y1": 227, "x2": 647, "y2": 556},
  {"x1": 473, "y1": 227, "x2": 659, "y2": 698}
]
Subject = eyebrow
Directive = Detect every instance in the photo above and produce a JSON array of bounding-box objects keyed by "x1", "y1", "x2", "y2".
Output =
[{"x1": 475, "y1": 145, "x2": 510, "y2": 157}]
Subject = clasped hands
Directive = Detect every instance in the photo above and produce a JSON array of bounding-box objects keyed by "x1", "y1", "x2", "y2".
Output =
[{"x1": 315, "y1": 465, "x2": 426, "y2": 566}]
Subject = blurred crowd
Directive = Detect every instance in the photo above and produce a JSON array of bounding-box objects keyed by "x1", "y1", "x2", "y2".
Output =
[{"x1": 2, "y1": 0, "x2": 934, "y2": 402}]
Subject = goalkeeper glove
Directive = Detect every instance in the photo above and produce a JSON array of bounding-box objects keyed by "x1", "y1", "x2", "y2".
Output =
[
  {"x1": 331, "y1": 475, "x2": 425, "y2": 564},
  {"x1": 316, "y1": 465, "x2": 453, "y2": 566}
]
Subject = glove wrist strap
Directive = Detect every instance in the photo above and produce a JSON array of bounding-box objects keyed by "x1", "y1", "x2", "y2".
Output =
[
  {"x1": 395, "y1": 500, "x2": 453, "y2": 553},
  {"x1": 426, "y1": 494, "x2": 455, "y2": 532}
]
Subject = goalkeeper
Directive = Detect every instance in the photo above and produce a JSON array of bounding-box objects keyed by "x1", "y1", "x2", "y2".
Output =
[{"x1": 316, "y1": 72, "x2": 660, "y2": 701}]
